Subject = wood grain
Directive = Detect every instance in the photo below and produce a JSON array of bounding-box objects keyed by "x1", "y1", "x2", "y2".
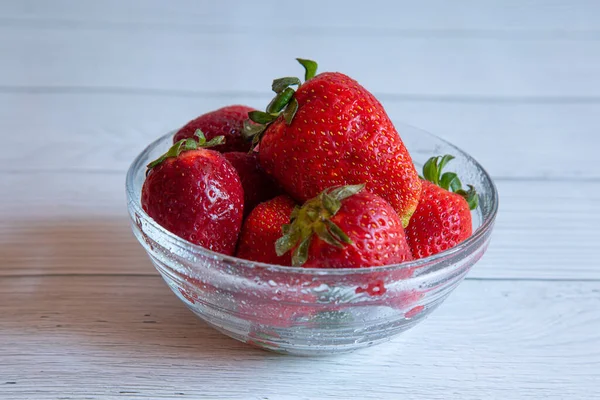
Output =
[
  {"x1": 3, "y1": 0, "x2": 600, "y2": 32},
  {"x1": 1, "y1": 26, "x2": 600, "y2": 98},
  {"x1": 2, "y1": 93, "x2": 600, "y2": 179},
  {"x1": 1, "y1": 276, "x2": 598, "y2": 399},
  {"x1": 1, "y1": 1, "x2": 599, "y2": 398},
  {"x1": 1, "y1": 172, "x2": 598, "y2": 280}
]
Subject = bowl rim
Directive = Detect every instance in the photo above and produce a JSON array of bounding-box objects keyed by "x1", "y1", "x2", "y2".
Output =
[{"x1": 126, "y1": 123, "x2": 499, "y2": 276}]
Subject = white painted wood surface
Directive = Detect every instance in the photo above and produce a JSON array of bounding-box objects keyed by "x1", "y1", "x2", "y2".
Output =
[
  {"x1": 2, "y1": 277, "x2": 598, "y2": 399},
  {"x1": 1, "y1": 1, "x2": 599, "y2": 399}
]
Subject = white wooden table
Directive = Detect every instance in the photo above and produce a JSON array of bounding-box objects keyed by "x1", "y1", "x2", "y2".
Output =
[{"x1": 1, "y1": 1, "x2": 599, "y2": 398}]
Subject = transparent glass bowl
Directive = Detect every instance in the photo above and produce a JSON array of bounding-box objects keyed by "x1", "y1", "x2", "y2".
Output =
[{"x1": 126, "y1": 122, "x2": 498, "y2": 356}]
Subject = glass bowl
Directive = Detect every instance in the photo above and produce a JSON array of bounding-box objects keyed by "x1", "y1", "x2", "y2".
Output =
[{"x1": 125, "y1": 122, "x2": 498, "y2": 356}]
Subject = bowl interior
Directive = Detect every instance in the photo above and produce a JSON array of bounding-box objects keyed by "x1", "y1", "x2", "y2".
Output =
[{"x1": 126, "y1": 121, "x2": 498, "y2": 275}]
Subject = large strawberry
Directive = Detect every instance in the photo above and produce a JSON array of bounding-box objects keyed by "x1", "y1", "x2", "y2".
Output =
[
  {"x1": 243, "y1": 59, "x2": 421, "y2": 227},
  {"x1": 142, "y1": 130, "x2": 244, "y2": 255},
  {"x1": 222, "y1": 151, "x2": 281, "y2": 216},
  {"x1": 236, "y1": 195, "x2": 297, "y2": 265},
  {"x1": 406, "y1": 155, "x2": 478, "y2": 259},
  {"x1": 276, "y1": 184, "x2": 413, "y2": 268},
  {"x1": 174, "y1": 105, "x2": 255, "y2": 153}
]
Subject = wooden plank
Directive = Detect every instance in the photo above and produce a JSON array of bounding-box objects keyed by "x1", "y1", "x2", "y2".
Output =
[
  {"x1": 2, "y1": 0, "x2": 600, "y2": 32},
  {"x1": 1, "y1": 276, "x2": 598, "y2": 399},
  {"x1": 1, "y1": 26, "x2": 600, "y2": 98},
  {"x1": 1, "y1": 172, "x2": 598, "y2": 280},
  {"x1": 1, "y1": 93, "x2": 599, "y2": 179}
]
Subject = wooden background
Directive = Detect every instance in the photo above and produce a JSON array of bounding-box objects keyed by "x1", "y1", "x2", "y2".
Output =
[{"x1": 1, "y1": 1, "x2": 599, "y2": 398}]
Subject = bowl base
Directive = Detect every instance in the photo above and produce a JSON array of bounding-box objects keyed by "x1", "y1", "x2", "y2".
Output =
[
  {"x1": 205, "y1": 319, "x2": 400, "y2": 356},
  {"x1": 189, "y1": 306, "x2": 422, "y2": 356}
]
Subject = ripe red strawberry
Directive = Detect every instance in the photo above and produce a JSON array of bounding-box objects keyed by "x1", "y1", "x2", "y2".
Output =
[
  {"x1": 174, "y1": 105, "x2": 255, "y2": 153},
  {"x1": 276, "y1": 184, "x2": 413, "y2": 268},
  {"x1": 222, "y1": 152, "x2": 282, "y2": 216},
  {"x1": 354, "y1": 279, "x2": 423, "y2": 311},
  {"x1": 235, "y1": 276, "x2": 320, "y2": 328},
  {"x1": 236, "y1": 195, "x2": 297, "y2": 265},
  {"x1": 178, "y1": 277, "x2": 219, "y2": 305},
  {"x1": 406, "y1": 155, "x2": 478, "y2": 259},
  {"x1": 142, "y1": 130, "x2": 244, "y2": 255},
  {"x1": 236, "y1": 297, "x2": 315, "y2": 328},
  {"x1": 244, "y1": 59, "x2": 421, "y2": 227}
]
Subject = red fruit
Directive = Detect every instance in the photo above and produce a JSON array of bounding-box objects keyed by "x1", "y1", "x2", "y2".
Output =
[
  {"x1": 406, "y1": 155, "x2": 478, "y2": 259},
  {"x1": 353, "y1": 279, "x2": 421, "y2": 307},
  {"x1": 236, "y1": 195, "x2": 297, "y2": 265},
  {"x1": 276, "y1": 184, "x2": 413, "y2": 268},
  {"x1": 178, "y1": 277, "x2": 218, "y2": 305},
  {"x1": 222, "y1": 152, "x2": 282, "y2": 216},
  {"x1": 142, "y1": 131, "x2": 244, "y2": 255},
  {"x1": 236, "y1": 299, "x2": 314, "y2": 328},
  {"x1": 352, "y1": 277, "x2": 423, "y2": 315},
  {"x1": 235, "y1": 279, "x2": 319, "y2": 328},
  {"x1": 244, "y1": 59, "x2": 421, "y2": 227},
  {"x1": 355, "y1": 279, "x2": 387, "y2": 296},
  {"x1": 234, "y1": 269, "x2": 320, "y2": 327},
  {"x1": 174, "y1": 105, "x2": 256, "y2": 153},
  {"x1": 404, "y1": 305, "x2": 425, "y2": 319}
]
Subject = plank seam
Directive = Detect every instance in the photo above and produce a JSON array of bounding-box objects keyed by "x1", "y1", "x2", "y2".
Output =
[
  {"x1": 2, "y1": 86, "x2": 600, "y2": 104},
  {"x1": 1, "y1": 273, "x2": 599, "y2": 282},
  {"x1": 2, "y1": 18, "x2": 600, "y2": 41}
]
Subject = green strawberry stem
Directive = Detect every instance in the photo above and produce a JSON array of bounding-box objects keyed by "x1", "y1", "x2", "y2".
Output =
[
  {"x1": 456, "y1": 185, "x2": 479, "y2": 210},
  {"x1": 272, "y1": 77, "x2": 301, "y2": 94},
  {"x1": 146, "y1": 130, "x2": 225, "y2": 174},
  {"x1": 296, "y1": 58, "x2": 318, "y2": 81},
  {"x1": 275, "y1": 184, "x2": 364, "y2": 267},
  {"x1": 422, "y1": 155, "x2": 479, "y2": 210},
  {"x1": 242, "y1": 58, "x2": 318, "y2": 147},
  {"x1": 266, "y1": 87, "x2": 296, "y2": 114}
]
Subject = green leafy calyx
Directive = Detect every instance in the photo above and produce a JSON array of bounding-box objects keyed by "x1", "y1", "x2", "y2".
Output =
[
  {"x1": 456, "y1": 184, "x2": 479, "y2": 210},
  {"x1": 422, "y1": 154, "x2": 479, "y2": 210},
  {"x1": 275, "y1": 184, "x2": 364, "y2": 267},
  {"x1": 146, "y1": 130, "x2": 224, "y2": 174},
  {"x1": 242, "y1": 58, "x2": 318, "y2": 148},
  {"x1": 296, "y1": 58, "x2": 318, "y2": 81}
]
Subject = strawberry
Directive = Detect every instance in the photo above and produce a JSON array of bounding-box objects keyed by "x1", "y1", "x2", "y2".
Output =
[
  {"x1": 178, "y1": 277, "x2": 219, "y2": 305},
  {"x1": 222, "y1": 152, "x2": 282, "y2": 216},
  {"x1": 173, "y1": 105, "x2": 255, "y2": 153},
  {"x1": 235, "y1": 290, "x2": 317, "y2": 328},
  {"x1": 236, "y1": 195, "x2": 297, "y2": 265},
  {"x1": 243, "y1": 59, "x2": 421, "y2": 227},
  {"x1": 406, "y1": 155, "x2": 478, "y2": 259},
  {"x1": 276, "y1": 184, "x2": 413, "y2": 268},
  {"x1": 141, "y1": 130, "x2": 244, "y2": 255},
  {"x1": 237, "y1": 301, "x2": 314, "y2": 328},
  {"x1": 354, "y1": 280, "x2": 423, "y2": 310}
]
